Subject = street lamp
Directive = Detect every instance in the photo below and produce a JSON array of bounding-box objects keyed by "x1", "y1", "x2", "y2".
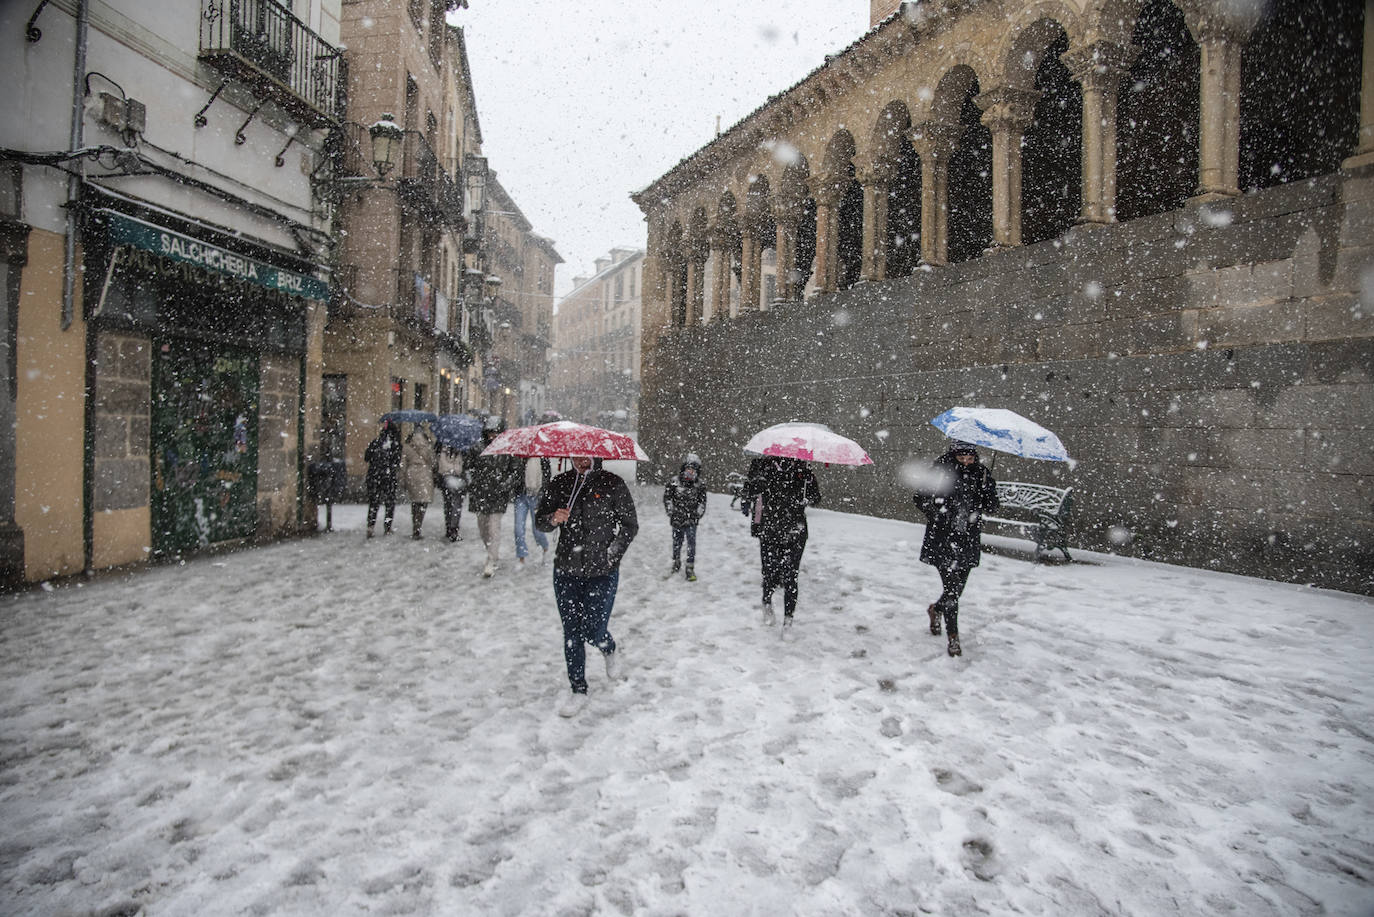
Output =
[{"x1": 368, "y1": 113, "x2": 405, "y2": 176}]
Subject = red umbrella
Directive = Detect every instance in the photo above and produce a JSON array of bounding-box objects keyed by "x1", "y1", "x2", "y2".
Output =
[{"x1": 479, "y1": 421, "x2": 649, "y2": 460}]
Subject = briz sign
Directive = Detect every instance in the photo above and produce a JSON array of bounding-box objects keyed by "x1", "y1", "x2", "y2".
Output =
[{"x1": 103, "y1": 210, "x2": 329, "y2": 301}]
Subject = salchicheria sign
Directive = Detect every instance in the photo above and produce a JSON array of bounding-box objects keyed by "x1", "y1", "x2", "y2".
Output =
[{"x1": 102, "y1": 210, "x2": 329, "y2": 301}]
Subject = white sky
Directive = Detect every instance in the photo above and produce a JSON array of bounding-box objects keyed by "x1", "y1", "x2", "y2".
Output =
[{"x1": 453, "y1": 2, "x2": 870, "y2": 299}]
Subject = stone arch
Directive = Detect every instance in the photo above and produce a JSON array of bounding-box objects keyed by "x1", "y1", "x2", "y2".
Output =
[
  {"x1": 663, "y1": 219, "x2": 687, "y2": 327},
  {"x1": 1017, "y1": 19, "x2": 1082, "y2": 245},
  {"x1": 1239, "y1": 0, "x2": 1362, "y2": 190},
  {"x1": 935, "y1": 66, "x2": 993, "y2": 264},
  {"x1": 818, "y1": 129, "x2": 864, "y2": 291},
  {"x1": 741, "y1": 174, "x2": 777, "y2": 310},
  {"x1": 872, "y1": 101, "x2": 923, "y2": 279},
  {"x1": 710, "y1": 192, "x2": 742, "y2": 320},
  {"x1": 997, "y1": 6, "x2": 1084, "y2": 90},
  {"x1": 1116, "y1": 0, "x2": 1199, "y2": 222}
]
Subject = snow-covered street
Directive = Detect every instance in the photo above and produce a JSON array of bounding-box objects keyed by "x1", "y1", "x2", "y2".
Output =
[{"x1": 2, "y1": 477, "x2": 1372, "y2": 916}]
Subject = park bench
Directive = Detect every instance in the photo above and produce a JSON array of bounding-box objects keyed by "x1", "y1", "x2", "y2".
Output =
[{"x1": 984, "y1": 482, "x2": 1074, "y2": 562}]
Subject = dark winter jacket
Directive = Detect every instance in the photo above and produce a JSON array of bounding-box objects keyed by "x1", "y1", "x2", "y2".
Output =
[
  {"x1": 465, "y1": 435, "x2": 521, "y2": 514},
  {"x1": 536, "y1": 467, "x2": 639, "y2": 578},
  {"x1": 663, "y1": 462, "x2": 707, "y2": 529},
  {"x1": 915, "y1": 451, "x2": 999, "y2": 571},
  {"x1": 363, "y1": 429, "x2": 401, "y2": 501},
  {"x1": 739, "y1": 457, "x2": 820, "y2": 542}
]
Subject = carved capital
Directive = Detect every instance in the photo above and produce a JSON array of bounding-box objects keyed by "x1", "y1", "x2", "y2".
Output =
[
  {"x1": 975, "y1": 87, "x2": 1041, "y2": 133},
  {"x1": 1063, "y1": 41, "x2": 1138, "y2": 90},
  {"x1": 908, "y1": 120, "x2": 961, "y2": 162}
]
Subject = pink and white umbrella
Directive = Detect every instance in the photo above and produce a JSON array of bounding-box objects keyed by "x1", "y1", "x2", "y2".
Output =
[
  {"x1": 480, "y1": 421, "x2": 649, "y2": 460},
  {"x1": 743, "y1": 422, "x2": 873, "y2": 466}
]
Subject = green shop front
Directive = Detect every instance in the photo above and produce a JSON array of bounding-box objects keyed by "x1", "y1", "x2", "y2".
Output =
[{"x1": 85, "y1": 205, "x2": 327, "y2": 563}]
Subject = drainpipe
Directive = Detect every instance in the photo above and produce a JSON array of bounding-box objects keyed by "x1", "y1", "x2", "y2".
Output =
[{"x1": 61, "y1": 0, "x2": 89, "y2": 330}]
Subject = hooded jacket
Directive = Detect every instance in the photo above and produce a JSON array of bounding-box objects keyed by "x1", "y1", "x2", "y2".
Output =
[
  {"x1": 536, "y1": 466, "x2": 638, "y2": 577},
  {"x1": 465, "y1": 434, "x2": 520, "y2": 515},
  {"x1": 915, "y1": 449, "x2": 999, "y2": 571},
  {"x1": 663, "y1": 460, "x2": 707, "y2": 529}
]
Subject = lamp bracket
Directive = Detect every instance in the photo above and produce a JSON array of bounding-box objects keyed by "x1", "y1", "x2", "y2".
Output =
[
  {"x1": 234, "y1": 102, "x2": 264, "y2": 146},
  {"x1": 25, "y1": 0, "x2": 51, "y2": 42}
]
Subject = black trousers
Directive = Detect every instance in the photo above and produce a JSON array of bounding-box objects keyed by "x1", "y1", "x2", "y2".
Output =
[
  {"x1": 441, "y1": 487, "x2": 463, "y2": 539},
  {"x1": 760, "y1": 533, "x2": 807, "y2": 617},
  {"x1": 366, "y1": 499, "x2": 395, "y2": 531},
  {"x1": 935, "y1": 565, "x2": 972, "y2": 633}
]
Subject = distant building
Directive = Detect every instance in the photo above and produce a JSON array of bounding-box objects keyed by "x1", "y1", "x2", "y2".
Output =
[
  {"x1": 551, "y1": 250, "x2": 645, "y2": 431},
  {"x1": 479, "y1": 173, "x2": 562, "y2": 426}
]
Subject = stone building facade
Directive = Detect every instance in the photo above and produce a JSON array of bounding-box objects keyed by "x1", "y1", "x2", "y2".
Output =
[
  {"x1": 552, "y1": 250, "x2": 645, "y2": 431},
  {"x1": 634, "y1": 0, "x2": 1372, "y2": 593},
  {"x1": 321, "y1": 1, "x2": 476, "y2": 492},
  {"x1": 1, "y1": 0, "x2": 341, "y2": 583}
]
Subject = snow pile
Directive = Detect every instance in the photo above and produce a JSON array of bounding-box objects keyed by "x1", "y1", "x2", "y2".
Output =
[{"x1": 1, "y1": 478, "x2": 1371, "y2": 915}]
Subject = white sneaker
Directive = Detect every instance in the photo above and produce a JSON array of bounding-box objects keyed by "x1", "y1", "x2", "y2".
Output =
[
  {"x1": 762, "y1": 601, "x2": 776, "y2": 626},
  {"x1": 540, "y1": 547, "x2": 548, "y2": 566},
  {"x1": 557, "y1": 691, "x2": 588, "y2": 718},
  {"x1": 604, "y1": 648, "x2": 623, "y2": 681},
  {"x1": 482, "y1": 559, "x2": 497, "y2": 578},
  {"x1": 780, "y1": 617, "x2": 795, "y2": 641}
]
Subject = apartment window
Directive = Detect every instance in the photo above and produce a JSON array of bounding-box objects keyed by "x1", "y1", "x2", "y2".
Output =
[{"x1": 614, "y1": 273, "x2": 624, "y2": 303}]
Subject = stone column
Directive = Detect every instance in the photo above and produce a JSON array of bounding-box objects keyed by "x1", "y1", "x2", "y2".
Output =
[
  {"x1": 976, "y1": 87, "x2": 1040, "y2": 248},
  {"x1": 910, "y1": 121, "x2": 960, "y2": 266},
  {"x1": 1346, "y1": 0, "x2": 1374, "y2": 168},
  {"x1": 772, "y1": 203, "x2": 799, "y2": 302},
  {"x1": 710, "y1": 227, "x2": 736, "y2": 320},
  {"x1": 1194, "y1": 24, "x2": 1245, "y2": 199},
  {"x1": 739, "y1": 227, "x2": 761, "y2": 311},
  {"x1": 1066, "y1": 42, "x2": 1136, "y2": 223},
  {"x1": 858, "y1": 166, "x2": 891, "y2": 282},
  {"x1": 810, "y1": 176, "x2": 843, "y2": 295}
]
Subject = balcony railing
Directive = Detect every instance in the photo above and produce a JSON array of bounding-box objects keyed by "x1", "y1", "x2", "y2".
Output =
[
  {"x1": 396, "y1": 132, "x2": 465, "y2": 230},
  {"x1": 200, "y1": 0, "x2": 345, "y2": 127}
]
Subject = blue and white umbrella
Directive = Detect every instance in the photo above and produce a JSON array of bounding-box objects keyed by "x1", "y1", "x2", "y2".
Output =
[
  {"x1": 930, "y1": 407, "x2": 1070, "y2": 462},
  {"x1": 380, "y1": 410, "x2": 439, "y2": 426},
  {"x1": 433, "y1": 413, "x2": 483, "y2": 450}
]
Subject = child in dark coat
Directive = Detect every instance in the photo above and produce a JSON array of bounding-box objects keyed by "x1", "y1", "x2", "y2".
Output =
[{"x1": 662, "y1": 454, "x2": 707, "y2": 581}]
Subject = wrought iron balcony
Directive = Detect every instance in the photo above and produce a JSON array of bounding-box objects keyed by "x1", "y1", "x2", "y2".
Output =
[
  {"x1": 200, "y1": 0, "x2": 345, "y2": 128},
  {"x1": 396, "y1": 133, "x2": 466, "y2": 230}
]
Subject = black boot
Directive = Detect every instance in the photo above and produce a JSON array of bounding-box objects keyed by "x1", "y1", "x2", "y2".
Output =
[
  {"x1": 671, "y1": 558, "x2": 681, "y2": 574},
  {"x1": 685, "y1": 563, "x2": 696, "y2": 582},
  {"x1": 946, "y1": 612, "x2": 961, "y2": 656},
  {"x1": 927, "y1": 603, "x2": 941, "y2": 635}
]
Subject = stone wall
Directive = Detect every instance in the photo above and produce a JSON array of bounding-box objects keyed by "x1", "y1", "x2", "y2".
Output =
[
  {"x1": 640, "y1": 169, "x2": 1374, "y2": 595},
  {"x1": 256, "y1": 354, "x2": 301, "y2": 537},
  {"x1": 92, "y1": 330, "x2": 150, "y2": 513}
]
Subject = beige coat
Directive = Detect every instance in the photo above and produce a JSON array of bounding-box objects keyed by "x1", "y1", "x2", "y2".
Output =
[{"x1": 401, "y1": 426, "x2": 437, "y2": 503}]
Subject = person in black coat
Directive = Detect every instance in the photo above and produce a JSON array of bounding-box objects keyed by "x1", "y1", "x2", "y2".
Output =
[
  {"x1": 363, "y1": 421, "x2": 401, "y2": 538},
  {"x1": 466, "y1": 418, "x2": 521, "y2": 576},
  {"x1": 662, "y1": 453, "x2": 706, "y2": 580},
  {"x1": 536, "y1": 456, "x2": 639, "y2": 717},
  {"x1": 913, "y1": 441, "x2": 1000, "y2": 656},
  {"x1": 739, "y1": 456, "x2": 820, "y2": 633}
]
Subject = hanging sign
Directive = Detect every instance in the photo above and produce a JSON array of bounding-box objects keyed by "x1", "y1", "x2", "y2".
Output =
[{"x1": 101, "y1": 210, "x2": 329, "y2": 301}]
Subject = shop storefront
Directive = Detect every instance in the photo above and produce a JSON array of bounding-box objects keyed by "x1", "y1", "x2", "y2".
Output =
[{"x1": 84, "y1": 201, "x2": 327, "y2": 562}]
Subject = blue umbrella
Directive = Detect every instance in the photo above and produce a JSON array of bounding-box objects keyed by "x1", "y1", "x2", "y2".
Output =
[
  {"x1": 433, "y1": 413, "x2": 483, "y2": 450},
  {"x1": 930, "y1": 407, "x2": 1070, "y2": 462},
  {"x1": 380, "y1": 410, "x2": 439, "y2": 426}
]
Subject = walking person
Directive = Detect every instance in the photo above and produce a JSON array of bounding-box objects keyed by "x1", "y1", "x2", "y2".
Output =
[
  {"x1": 512, "y1": 456, "x2": 551, "y2": 566},
  {"x1": 401, "y1": 422, "x2": 438, "y2": 539},
  {"x1": 739, "y1": 456, "x2": 820, "y2": 636},
  {"x1": 466, "y1": 416, "x2": 520, "y2": 577},
  {"x1": 437, "y1": 443, "x2": 465, "y2": 542},
  {"x1": 363, "y1": 421, "x2": 401, "y2": 538},
  {"x1": 662, "y1": 453, "x2": 706, "y2": 581},
  {"x1": 536, "y1": 456, "x2": 638, "y2": 717},
  {"x1": 913, "y1": 440, "x2": 999, "y2": 657}
]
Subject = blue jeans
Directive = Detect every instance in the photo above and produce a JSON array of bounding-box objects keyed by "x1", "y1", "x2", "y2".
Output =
[
  {"x1": 512, "y1": 492, "x2": 549, "y2": 559},
  {"x1": 553, "y1": 569, "x2": 619, "y2": 693},
  {"x1": 671, "y1": 525, "x2": 697, "y2": 564}
]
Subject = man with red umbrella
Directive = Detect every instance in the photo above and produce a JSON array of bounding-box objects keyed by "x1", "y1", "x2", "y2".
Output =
[{"x1": 535, "y1": 454, "x2": 639, "y2": 718}]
